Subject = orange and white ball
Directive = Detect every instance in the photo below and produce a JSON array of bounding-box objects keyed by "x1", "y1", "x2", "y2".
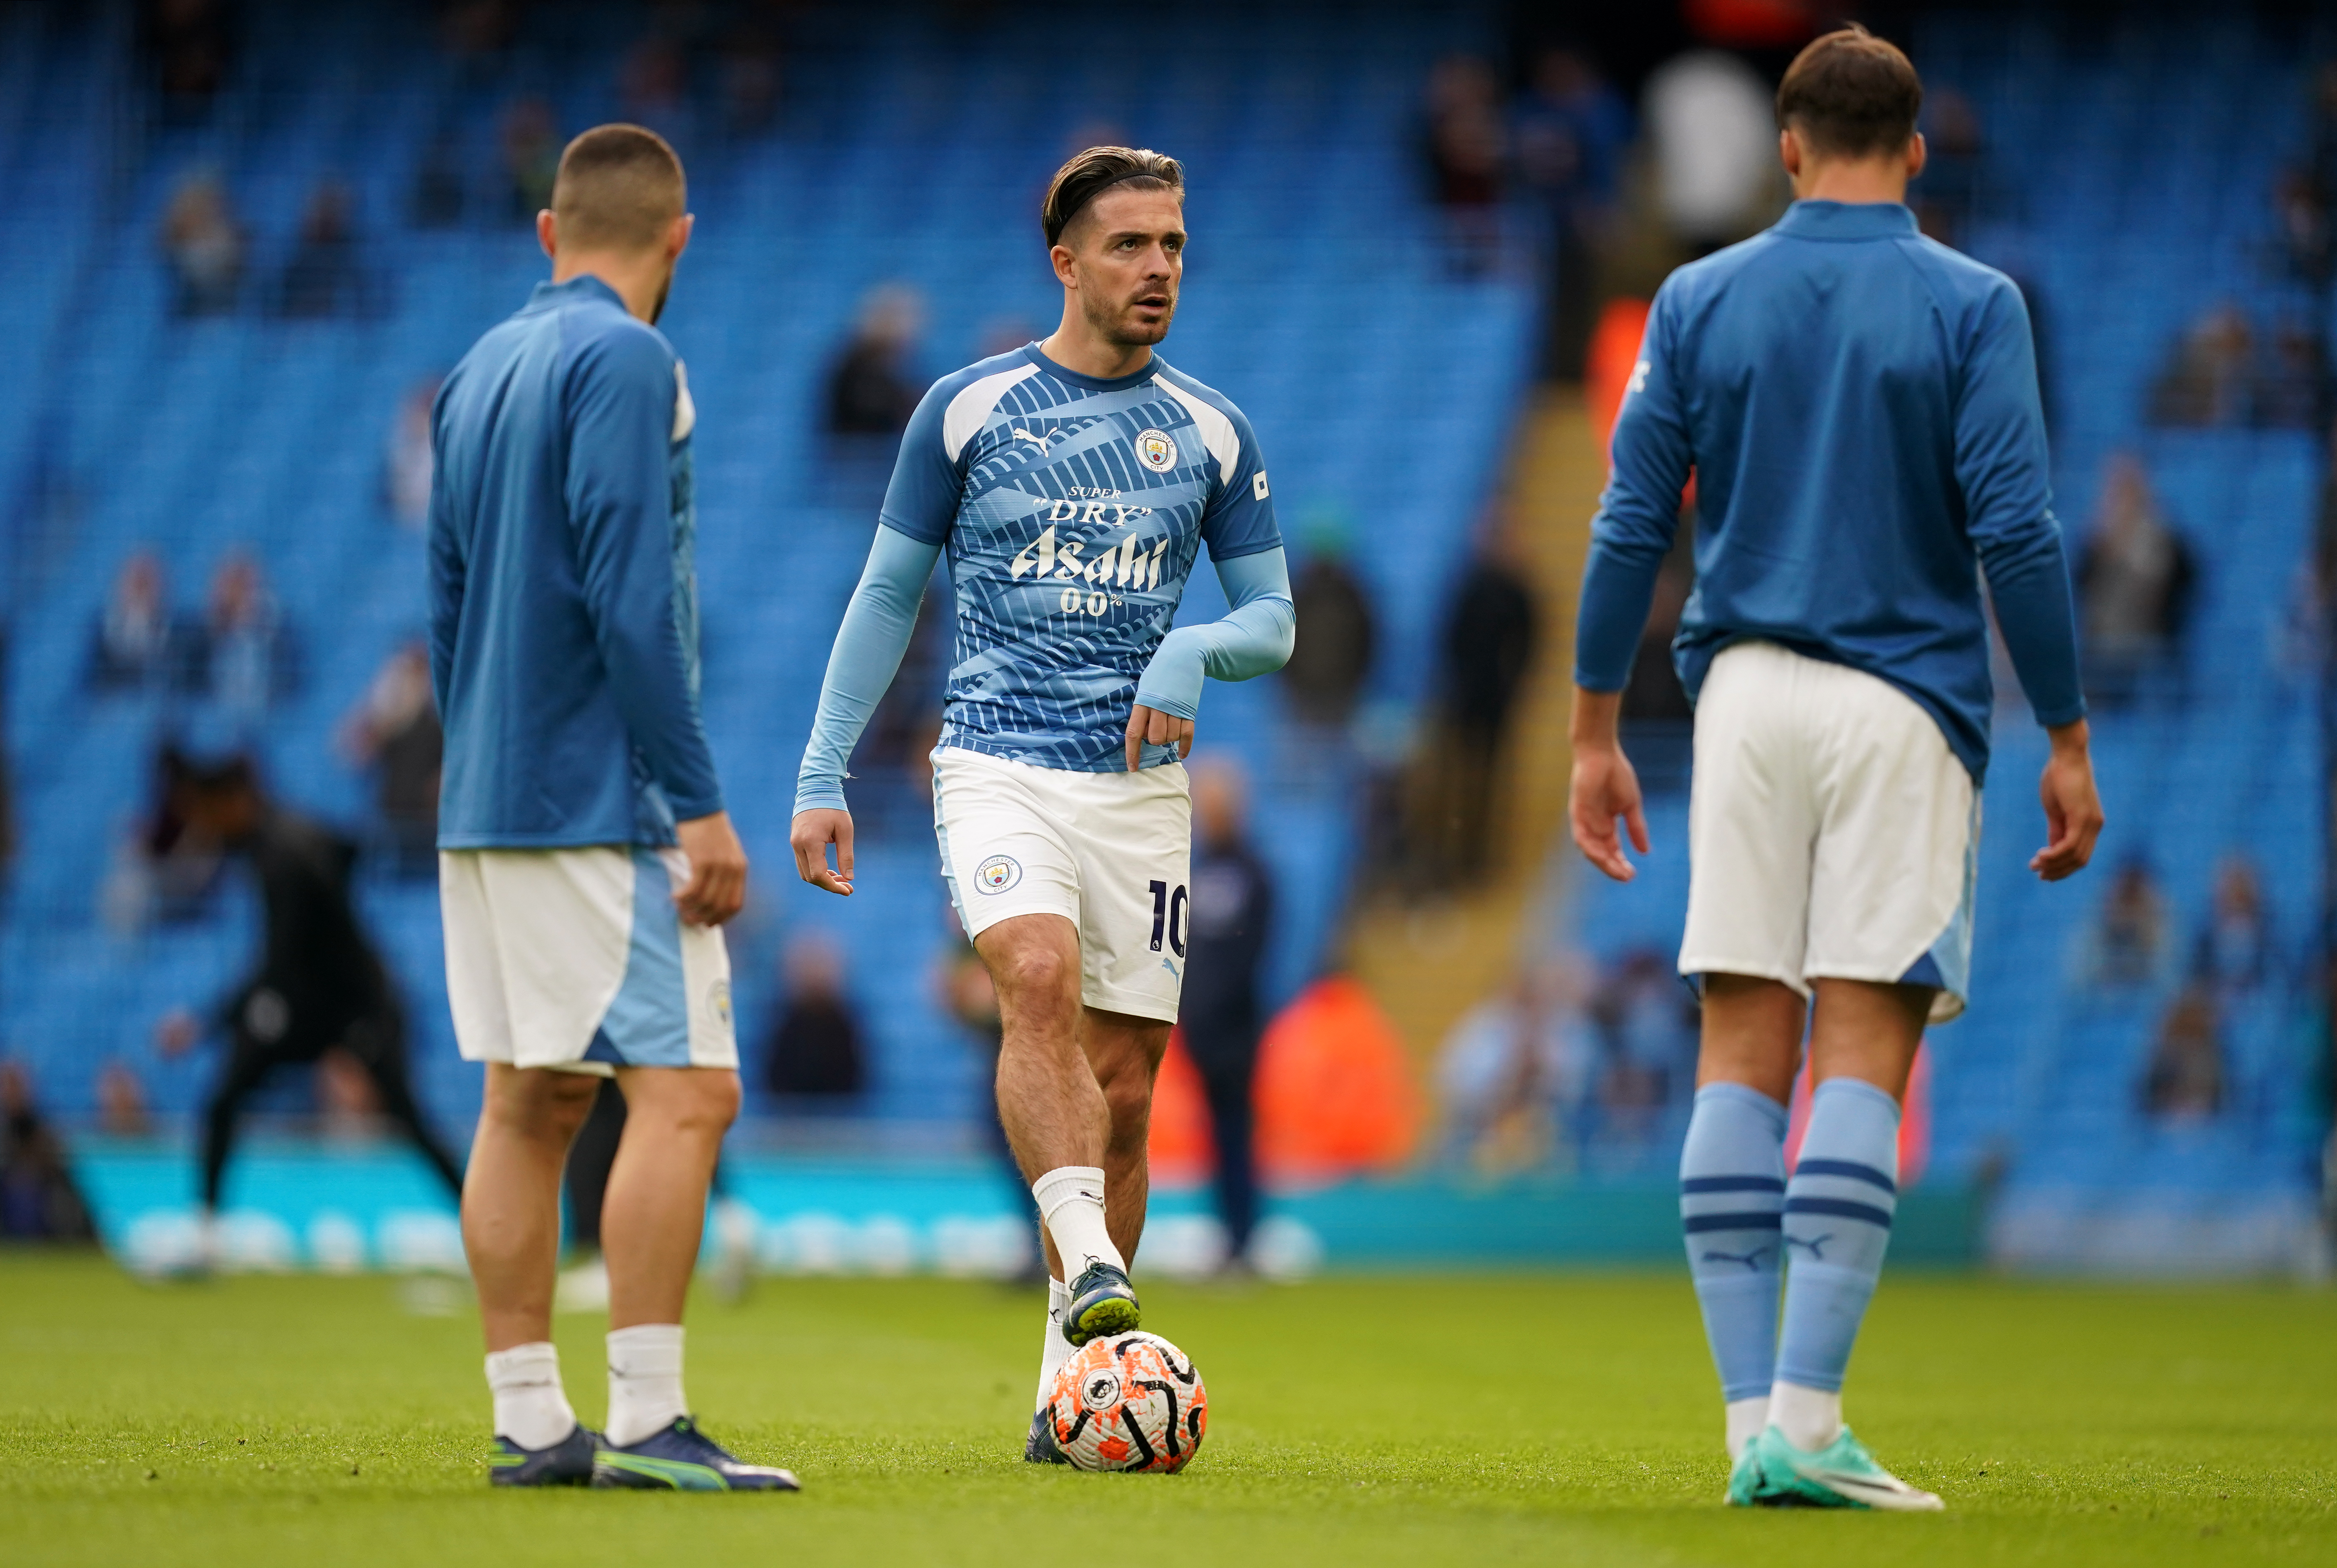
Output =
[{"x1": 1043, "y1": 1332, "x2": 1208, "y2": 1473}]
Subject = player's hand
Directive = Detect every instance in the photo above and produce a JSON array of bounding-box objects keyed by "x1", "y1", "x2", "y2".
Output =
[
  {"x1": 2032, "y1": 720, "x2": 2103, "y2": 882},
  {"x1": 673, "y1": 811, "x2": 749, "y2": 926},
  {"x1": 1125, "y1": 703, "x2": 1195, "y2": 772},
  {"x1": 790, "y1": 808, "x2": 855, "y2": 897},
  {"x1": 155, "y1": 1009, "x2": 201, "y2": 1057},
  {"x1": 1569, "y1": 740, "x2": 1650, "y2": 883}
]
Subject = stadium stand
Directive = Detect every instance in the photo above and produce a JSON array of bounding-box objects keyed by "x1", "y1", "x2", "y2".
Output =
[{"x1": 0, "y1": 2, "x2": 1535, "y2": 1135}]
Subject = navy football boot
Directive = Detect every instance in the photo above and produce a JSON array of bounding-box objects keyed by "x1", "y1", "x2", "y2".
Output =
[
  {"x1": 488, "y1": 1424, "x2": 601, "y2": 1487},
  {"x1": 591, "y1": 1416, "x2": 800, "y2": 1492},
  {"x1": 1060, "y1": 1261, "x2": 1141, "y2": 1346},
  {"x1": 1024, "y1": 1407, "x2": 1070, "y2": 1464}
]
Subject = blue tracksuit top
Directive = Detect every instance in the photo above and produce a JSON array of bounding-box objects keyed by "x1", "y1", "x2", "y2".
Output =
[
  {"x1": 1574, "y1": 200, "x2": 2085, "y2": 782},
  {"x1": 429, "y1": 275, "x2": 722, "y2": 848}
]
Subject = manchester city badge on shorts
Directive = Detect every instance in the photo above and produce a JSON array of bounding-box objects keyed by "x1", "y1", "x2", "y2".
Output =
[
  {"x1": 707, "y1": 978, "x2": 732, "y2": 1032},
  {"x1": 1133, "y1": 429, "x2": 1178, "y2": 472},
  {"x1": 975, "y1": 853, "x2": 1022, "y2": 893}
]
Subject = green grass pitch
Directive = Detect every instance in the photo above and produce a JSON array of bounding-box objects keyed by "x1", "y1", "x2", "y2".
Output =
[{"x1": 1, "y1": 1252, "x2": 2330, "y2": 1566}]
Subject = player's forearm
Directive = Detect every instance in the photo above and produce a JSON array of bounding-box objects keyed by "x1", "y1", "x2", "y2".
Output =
[
  {"x1": 1572, "y1": 535, "x2": 1668, "y2": 693},
  {"x1": 1979, "y1": 526, "x2": 2087, "y2": 728},
  {"x1": 1133, "y1": 548, "x2": 1295, "y2": 720},
  {"x1": 794, "y1": 525, "x2": 941, "y2": 814},
  {"x1": 591, "y1": 611, "x2": 725, "y2": 819}
]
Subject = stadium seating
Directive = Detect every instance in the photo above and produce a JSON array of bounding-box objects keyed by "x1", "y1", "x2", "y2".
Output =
[{"x1": 0, "y1": 2, "x2": 1535, "y2": 1132}]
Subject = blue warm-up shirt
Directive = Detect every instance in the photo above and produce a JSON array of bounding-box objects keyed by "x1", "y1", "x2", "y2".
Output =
[
  {"x1": 1574, "y1": 200, "x2": 2085, "y2": 781},
  {"x1": 429, "y1": 275, "x2": 722, "y2": 848}
]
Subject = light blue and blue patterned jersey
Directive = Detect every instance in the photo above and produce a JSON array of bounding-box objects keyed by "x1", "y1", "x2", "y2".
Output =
[{"x1": 879, "y1": 343, "x2": 1281, "y2": 772}]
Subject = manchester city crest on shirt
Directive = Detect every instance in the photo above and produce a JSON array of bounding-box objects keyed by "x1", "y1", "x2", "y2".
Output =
[
  {"x1": 1133, "y1": 428, "x2": 1179, "y2": 472},
  {"x1": 975, "y1": 854, "x2": 1022, "y2": 893}
]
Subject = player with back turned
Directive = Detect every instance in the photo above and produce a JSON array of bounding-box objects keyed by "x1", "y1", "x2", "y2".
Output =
[
  {"x1": 1568, "y1": 29, "x2": 2103, "y2": 1510},
  {"x1": 429, "y1": 123, "x2": 794, "y2": 1492},
  {"x1": 789, "y1": 147, "x2": 1294, "y2": 1462}
]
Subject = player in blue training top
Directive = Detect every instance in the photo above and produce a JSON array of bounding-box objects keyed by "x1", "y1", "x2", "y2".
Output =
[
  {"x1": 789, "y1": 147, "x2": 1294, "y2": 1460},
  {"x1": 430, "y1": 125, "x2": 794, "y2": 1494},
  {"x1": 1568, "y1": 29, "x2": 2102, "y2": 1511}
]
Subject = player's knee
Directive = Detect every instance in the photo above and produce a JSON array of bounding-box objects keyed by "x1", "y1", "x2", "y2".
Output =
[
  {"x1": 992, "y1": 941, "x2": 1076, "y2": 1009},
  {"x1": 1099, "y1": 1068, "x2": 1154, "y2": 1144}
]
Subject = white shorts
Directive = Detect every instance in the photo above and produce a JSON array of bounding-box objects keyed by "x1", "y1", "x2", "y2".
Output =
[
  {"x1": 931, "y1": 746, "x2": 1192, "y2": 1023},
  {"x1": 441, "y1": 846, "x2": 737, "y2": 1074},
  {"x1": 1680, "y1": 642, "x2": 1979, "y2": 1023}
]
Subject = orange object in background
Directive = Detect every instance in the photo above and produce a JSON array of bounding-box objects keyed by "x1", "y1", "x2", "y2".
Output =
[
  {"x1": 1783, "y1": 1044, "x2": 1933, "y2": 1189},
  {"x1": 1146, "y1": 976, "x2": 1424, "y2": 1186},
  {"x1": 1585, "y1": 296, "x2": 1651, "y2": 459}
]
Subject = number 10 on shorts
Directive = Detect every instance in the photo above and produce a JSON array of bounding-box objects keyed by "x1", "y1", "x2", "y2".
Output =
[{"x1": 1148, "y1": 880, "x2": 1187, "y2": 956}]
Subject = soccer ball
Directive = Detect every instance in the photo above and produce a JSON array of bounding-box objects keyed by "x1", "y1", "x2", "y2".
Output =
[{"x1": 1043, "y1": 1331, "x2": 1208, "y2": 1473}]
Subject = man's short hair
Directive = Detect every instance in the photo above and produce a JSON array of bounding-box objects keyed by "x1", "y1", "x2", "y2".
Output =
[
  {"x1": 1042, "y1": 146, "x2": 1184, "y2": 248},
  {"x1": 1776, "y1": 25, "x2": 1923, "y2": 161},
  {"x1": 551, "y1": 124, "x2": 686, "y2": 251}
]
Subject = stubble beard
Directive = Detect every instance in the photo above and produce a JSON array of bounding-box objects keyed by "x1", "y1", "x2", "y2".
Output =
[{"x1": 1086, "y1": 287, "x2": 1173, "y2": 349}]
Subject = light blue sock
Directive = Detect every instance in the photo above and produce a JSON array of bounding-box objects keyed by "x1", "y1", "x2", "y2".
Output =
[
  {"x1": 1679, "y1": 1082, "x2": 1789, "y2": 1403},
  {"x1": 1775, "y1": 1077, "x2": 1901, "y2": 1394}
]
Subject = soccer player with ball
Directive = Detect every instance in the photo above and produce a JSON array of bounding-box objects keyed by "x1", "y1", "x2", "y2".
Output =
[
  {"x1": 1569, "y1": 28, "x2": 2102, "y2": 1509},
  {"x1": 791, "y1": 146, "x2": 1292, "y2": 1464}
]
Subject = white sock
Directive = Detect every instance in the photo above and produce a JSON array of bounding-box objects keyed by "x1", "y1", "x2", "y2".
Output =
[
  {"x1": 1724, "y1": 1396, "x2": 1770, "y2": 1460},
  {"x1": 485, "y1": 1342, "x2": 576, "y2": 1450},
  {"x1": 606, "y1": 1324, "x2": 688, "y2": 1447},
  {"x1": 1033, "y1": 1278, "x2": 1074, "y2": 1413},
  {"x1": 1769, "y1": 1381, "x2": 1842, "y2": 1452},
  {"x1": 1031, "y1": 1165, "x2": 1124, "y2": 1280}
]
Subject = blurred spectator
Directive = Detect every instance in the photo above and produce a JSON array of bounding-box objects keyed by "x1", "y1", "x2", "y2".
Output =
[
  {"x1": 1424, "y1": 55, "x2": 1507, "y2": 274},
  {"x1": 104, "y1": 743, "x2": 232, "y2": 933},
  {"x1": 2256, "y1": 321, "x2": 2331, "y2": 431},
  {"x1": 856, "y1": 584, "x2": 948, "y2": 814},
  {"x1": 1178, "y1": 756, "x2": 1276, "y2": 1271},
  {"x1": 2142, "y1": 982, "x2": 2225, "y2": 1121},
  {"x1": 2193, "y1": 855, "x2": 2272, "y2": 995},
  {"x1": 2149, "y1": 304, "x2": 2256, "y2": 428},
  {"x1": 1281, "y1": 524, "x2": 1377, "y2": 728},
  {"x1": 824, "y1": 285, "x2": 926, "y2": 438},
  {"x1": 384, "y1": 376, "x2": 440, "y2": 530},
  {"x1": 160, "y1": 172, "x2": 246, "y2": 317},
  {"x1": 501, "y1": 97, "x2": 561, "y2": 220},
  {"x1": 1644, "y1": 50, "x2": 1778, "y2": 251},
  {"x1": 409, "y1": 133, "x2": 468, "y2": 229},
  {"x1": 338, "y1": 642, "x2": 441, "y2": 876},
  {"x1": 2280, "y1": 63, "x2": 2337, "y2": 283},
  {"x1": 96, "y1": 1061, "x2": 152, "y2": 1139},
  {"x1": 143, "y1": 0, "x2": 234, "y2": 121},
  {"x1": 439, "y1": 0, "x2": 519, "y2": 58},
  {"x1": 275, "y1": 180, "x2": 368, "y2": 319},
  {"x1": 1912, "y1": 85, "x2": 1986, "y2": 243},
  {"x1": 1427, "y1": 514, "x2": 1540, "y2": 883},
  {"x1": 154, "y1": 753, "x2": 463, "y2": 1221},
  {"x1": 619, "y1": 37, "x2": 696, "y2": 149},
  {"x1": 1588, "y1": 948, "x2": 1698, "y2": 1137},
  {"x1": 87, "y1": 550, "x2": 197, "y2": 694},
  {"x1": 2074, "y1": 454, "x2": 2194, "y2": 703},
  {"x1": 764, "y1": 934, "x2": 865, "y2": 1100},
  {"x1": 1513, "y1": 48, "x2": 1631, "y2": 379},
  {"x1": 0, "y1": 1062, "x2": 94, "y2": 1241},
  {"x1": 1436, "y1": 959, "x2": 1593, "y2": 1173},
  {"x1": 2083, "y1": 857, "x2": 2173, "y2": 992},
  {"x1": 716, "y1": 17, "x2": 784, "y2": 137},
  {"x1": 189, "y1": 552, "x2": 300, "y2": 716}
]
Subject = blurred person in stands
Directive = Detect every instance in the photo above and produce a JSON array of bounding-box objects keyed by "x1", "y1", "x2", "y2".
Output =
[
  {"x1": 190, "y1": 550, "x2": 299, "y2": 717},
  {"x1": 2073, "y1": 453, "x2": 2194, "y2": 705},
  {"x1": 154, "y1": 753, "x2": 463, "y2": 1244},
  {"x1": 410, "y1": 131, "x2": 469, "y2": 229},
  {"x1": 103, "y1": 742, "x2": 235, "y2": 933},
  {"x1": 275, "y1": 179, "x2": 369, "y2": 319},
  {"x1": 160, "y1": 171, "x2": 246, "y2": 317},
  {"x1": 2150, "y1": 303, "x2": 2256, "y2": 427},
  {"x1": 1513, "y1": 47, "x2": 1631, "y2": 379},
  {"x1": 716, "y1": 15, "x2": 784, "y2": 138},
  {"x1": 2282, "y1": 63, "x2": 2337, "y2": 283},
  {"x1": 1281, "y1": 515, "x2": 1377, "y2": 730},
  {"x1": 143, "y1": 0, "x2": 233, "y2": 122},
  {"x1": 2255, "y1": 321, "x2": 2331, "y2": 431},
  {"x1": 0, "y1": 1062, "x2": 95, "y2": 1242},
  {"x1": 1588, "y1": 947, "x2": 1699, "y2": 1139},
  {"x1": 2194, "y1": 855, "x2": 2273, "y2": 996},
  {"x1": 824, "y1": 284, "x2": 927, "y2": 438},
  {"x1": 619, "y1": 37, "x2": 696, "y2": 151},
  {"x1": 339, "y1": 641, "x2": 442, "y2": 877},
  {"x1": 2081, "y1": 856, "x2": 2173, "y2": 992},
  {"x1": 97, "y1": 1061, "x2": 153, "y2": 1138},
  {"x1": 763, "y1": 933, "x2": 866, "y2": 1101},
  {"x1": 1435, "y1": 958, "x2": 1592, "y2": 1174},
  {"x1": 1424, "y1": 55, "x2": 1507, "y2": 275},
  {"x1": 500, "y1": 97, "x2": 561, "y2": 220},
  {"x1": 2142, "y1": 982, "x2": 2225, "y2": 1121},
  {"x1": 1430, "y1": 509, "x2": 1539, "y2": 884},
  {"x1": 385, "y1": 376, "x2": 441, "y2": 530},
  {"x1": 87, "y1": 550, "x2": 199, "y2": 694},
  {"x1": 1177, "y1": 756, "x2": 1275, "y2": 1274},
  {"x1": 1569, "y1": 28, "x2": 2099, "y2": 1505}
]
